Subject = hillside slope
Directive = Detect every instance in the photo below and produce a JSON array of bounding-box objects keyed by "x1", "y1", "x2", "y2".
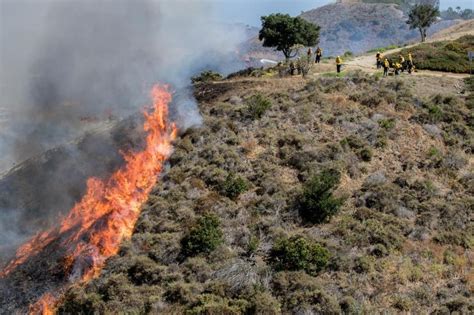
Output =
[
  {"x1": 242, "y1": 2, "x2": 458, "y2": 61},
  {"x1": 300, "y1": 2, "x2": 456, "y2": 57},
  {"x1": 58, "y1": 69, "x2": 473, "y2": 313}
]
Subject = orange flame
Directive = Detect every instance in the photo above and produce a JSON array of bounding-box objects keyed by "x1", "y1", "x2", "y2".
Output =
[
  {"x1": 1, "y1": 85, "x2": 177, "y2": 314},
  {"x1": 28, "y1": 293, "x2": 55, "y2": 315}
]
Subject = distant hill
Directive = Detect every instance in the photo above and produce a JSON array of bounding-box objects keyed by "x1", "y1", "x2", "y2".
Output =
[{"x1": 241, "y1": 1, "x2": 457, "y2": 61}]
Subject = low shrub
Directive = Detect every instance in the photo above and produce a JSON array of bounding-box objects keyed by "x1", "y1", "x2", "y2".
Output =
[
  {"x1": 247, "y1": 94, "x2": 272, "y2": 119},
  {"x1": 299, "y1": 169, "x2": 344, "y2": 224},
  {"x1": 191, "y1": 70, "x2": 223, "y2": 84},
  {"x1": 181, "y1": 214, "x2": 223, "y2": 257},
  {"x1": 221, "y1": 173, "x2": 249, "y2": 199},
  {"x1": 270, "y1": 236, "x2": 331, "y2": 275}
]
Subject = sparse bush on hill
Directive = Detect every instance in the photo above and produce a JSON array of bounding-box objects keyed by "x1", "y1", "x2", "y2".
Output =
[
  {"x1": 56, "y1": 68, "x2": 473, "y2": 314},
  {"x1": 246, "y1": 94, "x2": 272, "y2": 119},
  {"x1": 270, "y1": 236, "x2": 330, "y2": 275},
  {"x1": 299, "y1": 169, "x2": 343, "y2": 224},
  {"x1": 181, "y1": 214, "x2": 223, "y2": 257}
]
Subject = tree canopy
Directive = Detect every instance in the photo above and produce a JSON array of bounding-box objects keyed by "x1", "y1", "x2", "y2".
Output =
[
  {"x1": 259, "y1": 13, "x2": 320, "y2": 60},
  {"x1": 407, "y1": 4, "x2": 440, "y2": 42}
]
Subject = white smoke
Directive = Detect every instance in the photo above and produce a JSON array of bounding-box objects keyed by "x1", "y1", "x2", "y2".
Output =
[
  {"x1": 0, "y1": 0, "x2": 245, "y2": 172},
  {"x1": 0, "y1": 0, "x2": 245, "y2": 251}
]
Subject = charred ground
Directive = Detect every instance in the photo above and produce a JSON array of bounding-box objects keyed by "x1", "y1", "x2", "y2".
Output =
[{"x1": 56, "y1": 70, "x2": 473, "y2": 313}]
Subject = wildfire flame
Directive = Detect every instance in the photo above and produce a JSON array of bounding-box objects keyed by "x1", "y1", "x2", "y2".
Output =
[{"x1": 1, "y1": 85, "x2": 177, "y2": 314}]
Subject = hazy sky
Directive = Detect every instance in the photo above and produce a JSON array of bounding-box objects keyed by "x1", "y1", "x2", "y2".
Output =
[{"x1": 210, "y1": 0, "x2": 474, "y2": 26}]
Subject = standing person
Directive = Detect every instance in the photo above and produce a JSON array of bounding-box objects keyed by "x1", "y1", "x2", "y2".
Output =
[
  {"x1": 336, "y1": 56, "x2": 343, "y2": 73},
  {"x1": 315, "y1": 47, "x2": 323, "y2": 64},
  {"x1": 394, "y1": 62, "x2": 402, "y2": 75},
  {"x1": 376, "y1": 51, "x2": 382, "y2": 69},
  {"x1": 289, "y1": 61, "x2": 296, "y2": 75},
  {"x1": 399, "y1": 54, "x2": 406, "y2": 72},
  {"x1": 407, "y1": 53, "x2": 414, "y2": 73},
  {"x1": 383, "y1": 58, "x2": 390, "y2": 76}
]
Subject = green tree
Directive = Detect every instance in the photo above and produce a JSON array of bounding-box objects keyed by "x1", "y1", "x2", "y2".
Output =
[
  {"x1": 407, "y1": 4, "x2": 440, "y2": 42},
  {"x1": 259, "y1": 13, "x2": 320, "y2": 60}
]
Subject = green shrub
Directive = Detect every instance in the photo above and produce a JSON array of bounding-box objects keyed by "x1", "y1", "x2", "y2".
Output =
[
  {"x1": 181, "y1": 214, "x2": 223, "y2": 257},
  {"x1": 358, "y1": 147, "x2": 373, "y2": 162},
  {"x1": 379, "y1": 118, "x2": 396, "y2": 130},
  {"x1": 299, "y1": 169, "x2": 344, "y2": 224},
  {"x1": 247, "y1": 94, "x2": 272, "y2": 119},
  {"x1": 270, "y1": 236, "x2": 331, "y2": 275},
  {"x1": 221, "y1": 173, "x2": 249, "y2": 199},
  {"x1": 191, "y1": 70, "x2": 223, "y2": 84}
]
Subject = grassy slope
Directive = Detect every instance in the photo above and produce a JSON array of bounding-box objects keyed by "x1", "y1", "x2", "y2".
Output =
[
  {"x1": 387, "y1": 35, "x2": 474, "y2": 73},
  {"x1": 59, "y1": 71, "x2": 473, "y2": 314}
]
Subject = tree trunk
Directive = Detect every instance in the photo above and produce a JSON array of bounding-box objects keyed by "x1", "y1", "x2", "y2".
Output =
[{"x1": 419, "y1": 28, "x2": 426, "y2": 42}]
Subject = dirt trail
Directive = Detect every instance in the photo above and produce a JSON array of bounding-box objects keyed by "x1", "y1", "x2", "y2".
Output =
[{"x1": 344, "y1": 19, "x2": 474, "y2": 79}]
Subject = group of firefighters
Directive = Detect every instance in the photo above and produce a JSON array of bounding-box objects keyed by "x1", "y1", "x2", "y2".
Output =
[
  {"x1": 376, "y1": 51, "x2": 415, "y2": 76},
  {"x1": 285, "y1": 46, "x2": 415, "y2": 76}
]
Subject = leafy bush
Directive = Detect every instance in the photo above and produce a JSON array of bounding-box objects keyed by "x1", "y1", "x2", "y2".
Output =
[
  {"x1": 358, "y1": 147, "x2": 373, "y2": 162},
  {"x1": 221, "y1": 173, "x2": 249, "y2": 199},
  {"x1": 379, "y1": 118, "x2": 396, "y2": 130},
  {"x1": 247, "y1": 94, "x2": 272, "y2": 119},
  {"x1": 270, "y1": 236, "x2": 330, "y2": 275},
  {"x1": 299, "y1": 169, "x2": 344, "y2": 224},
  {"x1": 181, "y1": 214, "x2": 223, "y2": 257},
  {"x1": 191, "y1": 70, "x2": 223, "y2": 84}
]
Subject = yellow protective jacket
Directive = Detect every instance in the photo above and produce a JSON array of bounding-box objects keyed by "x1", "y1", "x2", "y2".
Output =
[
  {"x1": 394, "y1": 62, "x2": 402, "y2": 69},
  {"x1": 384, "y1": 59, "x2": 390, "y2": 68},
  {"x1": 336, "y1": 57, "x2": 342, "y2": 65},
  {"x1": 399, "y1": 56, "x2": 405, "y2": 63},
  {"x1": 408, "y1": 54, "x2": 413, "y2": 62}
]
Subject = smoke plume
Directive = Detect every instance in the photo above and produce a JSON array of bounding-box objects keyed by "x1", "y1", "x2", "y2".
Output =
[{"x1": 0, "y1": 0, "x2": 244, "y2": 252}]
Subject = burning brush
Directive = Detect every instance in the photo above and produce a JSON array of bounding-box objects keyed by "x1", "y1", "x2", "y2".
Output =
[{"x1": 1, "y1": 85, "x2": 177, "y2": 314}]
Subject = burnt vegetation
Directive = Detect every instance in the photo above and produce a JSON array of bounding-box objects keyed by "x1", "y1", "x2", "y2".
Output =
[{"x1": 58, "y1": 70, "x2": 473, "y2": 314}]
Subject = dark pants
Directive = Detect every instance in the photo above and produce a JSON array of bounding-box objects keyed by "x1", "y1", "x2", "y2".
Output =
[
  {"x1": 316, "y1": 55, "x2": 321, "y2": 63},
  {"x1": 337, "y1": 64, "x2": 342, "y2": 73},
  {"x1": 377, "y1": 60, "x2": 382, "y2": 69},
  {"x1": 383, "y1": 67, "x2": 388, "y2": 76}
]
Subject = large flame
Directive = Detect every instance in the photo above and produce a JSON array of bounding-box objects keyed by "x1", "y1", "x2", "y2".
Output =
[{"x1": 1, "y1": 85, "x2": 177, "y2": 313}]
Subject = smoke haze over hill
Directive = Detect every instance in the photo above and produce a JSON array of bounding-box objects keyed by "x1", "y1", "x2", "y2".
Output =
[{"x1": 0, "y1": 0, "x2": 245, "y2": 257}]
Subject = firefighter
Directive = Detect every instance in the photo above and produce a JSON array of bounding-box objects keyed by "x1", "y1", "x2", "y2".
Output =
[
  {"x1": 289, "y1": 61, "x2": 296, "y2": 75},
  {"x1": 336, "y1": 56, "x2": 343, "y2": 73},
  {"x1": 383, "y1": 58, "x2": 390, "y2": 76},
  {"x1": 315, "y1": 47, "x2": 323, "y2": 64},
  {"x1": 399, "y1": 54, "x2": 406, "y2": 72},
  {"x1": 407, "y1": 53, "x2": 414, "y2": 73},
  {"x1": 376, "y1": 51, "x2": 382, "y2": 69},
  {"x1": 394, "y1": 62, "x2": 402, "y2": 75},
  {"x1": 296, "y1": 58, "x2": 302, "y2": 75}
]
